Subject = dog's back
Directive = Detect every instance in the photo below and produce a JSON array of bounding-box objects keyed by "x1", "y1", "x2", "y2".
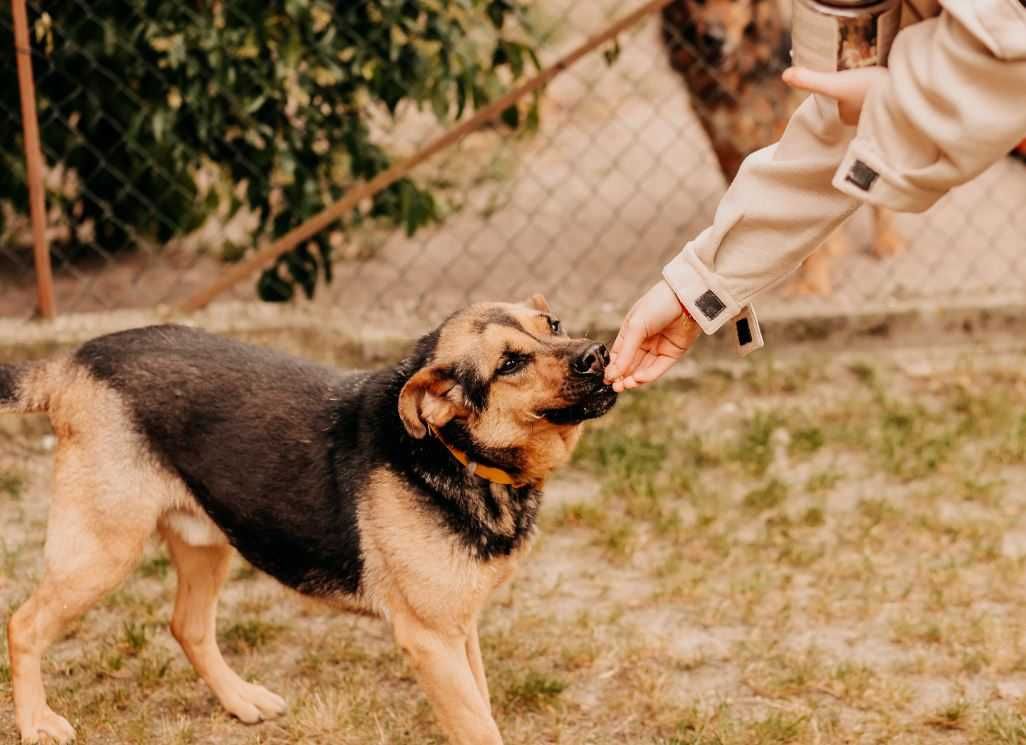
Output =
[{"x1": 0, "y1": 359, "x2": 54, "y2": 415}]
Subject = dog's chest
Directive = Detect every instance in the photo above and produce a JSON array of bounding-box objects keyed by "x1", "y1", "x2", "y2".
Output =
[{"x1": 357, "y1": 469, "x2": 531, "y2": 626}]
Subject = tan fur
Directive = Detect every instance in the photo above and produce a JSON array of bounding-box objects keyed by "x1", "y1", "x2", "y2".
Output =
[
  {"x1": 7, "y1": 364, "x2": 285, "y2": 744},
  {"x1": 359, "y1": 469, "x2": 527, "y2": 743},
  {"x1": 694, "y1": 0, "x2": 754, "y2": 61},
  {"x1": 451, "y1": 305, "x2": 581, "y2": 481},
  {"x1": 789, "y1": 208, "x2": 902, "y2": 296},
  {"x1": 6, "y1": 298, "x2": 598, "y2": 745},
  {"x1": 162, "y1": 528, "x2": 287, "y2": 723}
]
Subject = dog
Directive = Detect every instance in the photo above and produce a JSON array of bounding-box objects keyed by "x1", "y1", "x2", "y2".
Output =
[
  {"x1": 0, "y1": 296, "x2": 617, "y2": 745},
  {"x1": 661, "y1": 0, "x2": 907, "y2": 295}
]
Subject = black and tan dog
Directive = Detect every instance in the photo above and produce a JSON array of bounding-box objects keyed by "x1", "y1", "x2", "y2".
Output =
[{"x1": 0, "y1": 296, "x2": 617, "y2": 745}]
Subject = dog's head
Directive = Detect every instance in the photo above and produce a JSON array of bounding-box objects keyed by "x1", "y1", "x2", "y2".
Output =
[
  {"x1": 671, "y1": 0, "x2": 785, "y2": 71},
  {"x1": 682, "y1": 0, "x2": 755, "y2": 67},
  {"x1": 398, "y1": 296, "x2": 617, "y2": 484}
]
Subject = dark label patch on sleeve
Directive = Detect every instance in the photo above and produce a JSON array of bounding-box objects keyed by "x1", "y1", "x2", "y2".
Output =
[
  {"x1": 736, "y1": 317, "x2": 753, "y2": 347},
  {"x1": 695, "y1": 290, "x2": 727, "y2": 321},
  {"x1": 845, "y1": 160, "x2": 879, "y2": 191}
]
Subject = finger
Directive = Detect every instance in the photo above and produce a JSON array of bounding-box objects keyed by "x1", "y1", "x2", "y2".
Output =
[
  {"x1": 607, "y1": 338, "x2": 648, "y2": 385},
  {"x1": 784, "y1": 66, "x2": 886, "y2": 99},
  {"x1": 606, "y1": 351, "x2": 619, "y2": 376},
  {"x1": 632, "y1": 354, "x2": 679, "y2": 385},
  {"x1": 632, "y1": 349, "x2": 659, "y2": 377},
  {"x1": 628, "y1": 351, "x2": 666, "y2": 386},
  {"x1": 620, "y1": 345, "x2": 649, "y2": 381},
  {"x1": 782, "y1": 67, "x2": 849, "y2": 98},
  {"x1": 604, "y1": 322, "x2": 636, "y2": 382}
]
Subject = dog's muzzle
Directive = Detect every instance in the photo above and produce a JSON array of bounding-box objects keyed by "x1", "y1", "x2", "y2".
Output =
[{"x1": 539, "y1": 342, "x2": 618, "y2": 424}]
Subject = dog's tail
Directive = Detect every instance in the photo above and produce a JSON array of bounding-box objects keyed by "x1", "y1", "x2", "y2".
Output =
[{"x1": 0, "y1": 361, "x2": 52, "y2": 414}]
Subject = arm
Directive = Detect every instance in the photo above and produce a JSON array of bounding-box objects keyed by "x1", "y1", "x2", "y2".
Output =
[
  {"x1": 663, "y1": 92, "x2": 860, "y2": 336},
  {"x1": 667, "y1": 7, "x2": 1026, "y2": 334},
  {"x1": 607, "y1": 94, "x2": 857, "y2": 389},
  {"x1": 607, "y1": 4, "x2": 1026, "y2": 386},
  {"x1": 831, "y1": 5, "x2": 1026, "y2": 211}
]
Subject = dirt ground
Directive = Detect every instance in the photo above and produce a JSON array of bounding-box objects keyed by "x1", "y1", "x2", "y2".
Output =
[{"x1": 1, "y1": 341, "x2": 1025, "y2": 744}]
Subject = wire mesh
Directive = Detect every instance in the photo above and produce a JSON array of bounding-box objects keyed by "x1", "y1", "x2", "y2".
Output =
[{"x1": 1, "y1": 0, "x2": 1024, "y2": 327}]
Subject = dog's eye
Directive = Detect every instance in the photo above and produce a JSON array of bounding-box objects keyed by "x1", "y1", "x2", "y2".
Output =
[
  {"x1": 496, "y1": 355, "x2": 527, "y2": 376},
  {"x1": 547, "y1": 317, "x2": 562, "y2": 335}
]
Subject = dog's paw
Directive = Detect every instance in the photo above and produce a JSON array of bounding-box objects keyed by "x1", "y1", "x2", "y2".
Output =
[
  {"x1": 19, "y1": 707, "x2": 76, "y2": 744},
  {"x1": 222, "y1": 682, "x2": 288, "y2": 724}
]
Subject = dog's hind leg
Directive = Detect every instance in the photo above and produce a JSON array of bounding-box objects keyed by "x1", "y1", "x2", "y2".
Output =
[
  {"x1": 9, "y1": 466, "x2": 155, "y2": 743},
  {"x1": 870, "y1": 206, "x2": 906, "y2": 258},
  {"x1": 163, "y1": 529, "x2": 287, "y2": 724}
]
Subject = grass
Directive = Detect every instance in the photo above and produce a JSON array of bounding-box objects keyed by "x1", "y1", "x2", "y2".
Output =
[
  {"x1": 500, "y1": 672, "x2": 567, "y2": 711},
  {"x1": 221, "y1": 619, "x2": 284, "y2": 655},
  {"x1": 0, "y1": 468, "x2": 24, "y2": 500},
  {"x1": 0, "y1": 350, "x2": 1025, "y2": 743}
]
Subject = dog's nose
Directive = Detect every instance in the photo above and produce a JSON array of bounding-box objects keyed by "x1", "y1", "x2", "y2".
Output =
[
  {"x1": 572, "y1": 344, "x2": 609, "y2": 376},
  {"x1": 701, "y1": 26, "x2": 726, "y2": 56}
]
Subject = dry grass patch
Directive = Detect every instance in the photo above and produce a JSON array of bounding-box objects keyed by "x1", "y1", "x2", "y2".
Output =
[{"x1": 0, "y1": 349, "x2": 1024, "y2": 742}]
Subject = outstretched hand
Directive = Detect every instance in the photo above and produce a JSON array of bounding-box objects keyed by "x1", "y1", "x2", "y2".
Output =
[
  {"x1": 603, "y1": 281, "x2": 701, "y2": 392},
  {"x1": 783, "y1": 66, "x2": 888, "y2": 126}
]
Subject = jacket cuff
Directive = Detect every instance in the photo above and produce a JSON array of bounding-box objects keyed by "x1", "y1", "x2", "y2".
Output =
[
  {"x1": 662, "y1": 249, "x2": 764, "y2": 356},
  {"x1": 832, "y1": 140, "x2": 946, "y2": 213},
  {"x1": 733, "y1": 305, "x2": 764, "y2": 358}
]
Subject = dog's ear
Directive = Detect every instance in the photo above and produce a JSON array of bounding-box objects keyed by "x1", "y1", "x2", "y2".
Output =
[
  {"x1": 398, "y1": 367, "x2": 469, "y2": 439},
  {"x1": 525, "y1": 293, "x2": 551, "y2": 313}
]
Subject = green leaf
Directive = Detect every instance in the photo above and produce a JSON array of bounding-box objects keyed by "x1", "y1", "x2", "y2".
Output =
[
  {"x1": 430, "y1": 87, "x2": 450, "y2": 121},
  {"x1": 486, "y1": 0, "x2": 510, "y2": 29},
  {"x1": 603, "y1": 38, "x2": 622, "y2": 66},
  {"x1": 257, "y1": 270, "x2": 295, "y2": 302},
  {"x1": 0, "y1": 0, "x2": 543, "y2": 302},
  {"x1": 501, "y1": 104, "x2": 520, "y2": 129}
]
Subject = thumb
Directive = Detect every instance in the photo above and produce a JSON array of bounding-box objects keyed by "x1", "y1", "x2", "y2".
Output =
[
  {"x1": 784, "y1": 66, "x2": 886, "y2": 99},
  {"x1": 782, "y1": 67, "x2": 850, "y2": 98},
  {"x1": 783, "y1": 66, "x2": 886, "y2": 125},
  {"x1": 604, "y1": 316, "x2": 647, "y2": 383}
]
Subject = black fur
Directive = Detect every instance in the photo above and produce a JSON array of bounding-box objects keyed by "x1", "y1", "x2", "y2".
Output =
[
  {"x1": 450, "y1": 361, "x2": 491, "y2": 413},
  {"x1": 540, "y1": 391, "x2": 617, "y2": 425},
  {"x1": 72, "y1": 323, "x2": 551, "y2": 597},
  {"x1": 0, "y1": 364, "x2": 25, "y2": 406},
  {"x1": 374, "y1": 354, "x2": 541, "y2": 560},
  {"x1": 75, "y1": 325, "x2": 370, "y2": 596},
  {"x1": 470, "y1": 308, "x2": 526, "y2": 335}
]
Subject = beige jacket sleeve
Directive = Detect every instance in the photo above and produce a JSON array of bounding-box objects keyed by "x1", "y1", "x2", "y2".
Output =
[{"x1": 663, "y1": 0, "x2": 1026, "y2": 351}]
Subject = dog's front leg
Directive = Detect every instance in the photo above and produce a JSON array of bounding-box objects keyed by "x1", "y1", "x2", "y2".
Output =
[
  {"x1": 465, "y1": 622, "x2": 491, "y2": 715},
  {"x1": 392, "y1": 608, "x2": 502, "y2": 745}
]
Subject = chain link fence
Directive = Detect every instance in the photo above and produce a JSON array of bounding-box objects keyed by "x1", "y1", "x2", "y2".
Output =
[{"x1": 2, "y1": 0, "x2": 1025, "y2": 328}]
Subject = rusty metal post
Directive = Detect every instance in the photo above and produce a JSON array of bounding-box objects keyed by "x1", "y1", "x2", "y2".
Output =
[{"x1": 12, "y1": 0, "x2": 56, "y2": 319}]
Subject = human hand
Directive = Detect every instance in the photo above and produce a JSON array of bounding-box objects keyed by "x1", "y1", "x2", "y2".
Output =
[
  {"x1": 783, "y1": 66, "x2": 888, "y2": 126},
  {"x1": 604, "y1": 281, "x2": 701, "y2": 392}
]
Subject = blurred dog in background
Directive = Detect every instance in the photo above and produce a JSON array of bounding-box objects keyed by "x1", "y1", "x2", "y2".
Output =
[{"x1": 661, "y1": 0, "x2": 907, "y2": 295}]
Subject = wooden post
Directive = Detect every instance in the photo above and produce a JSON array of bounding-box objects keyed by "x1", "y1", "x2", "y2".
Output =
[
  {"x1": 180, "y1": 0, "x2": 674, "y2": 312},
  {"x1": 12, "y1": 0, "x2": 56, "y2": 319}
]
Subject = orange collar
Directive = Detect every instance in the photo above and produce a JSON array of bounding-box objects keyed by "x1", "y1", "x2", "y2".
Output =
[{"x1": 429, "y1": 426, "x2": 527, "y2": 488}]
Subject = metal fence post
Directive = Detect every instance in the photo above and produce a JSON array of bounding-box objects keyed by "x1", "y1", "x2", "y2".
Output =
[{"x1": 12, "y1": 0, "x2": 56, "y2": 319}]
